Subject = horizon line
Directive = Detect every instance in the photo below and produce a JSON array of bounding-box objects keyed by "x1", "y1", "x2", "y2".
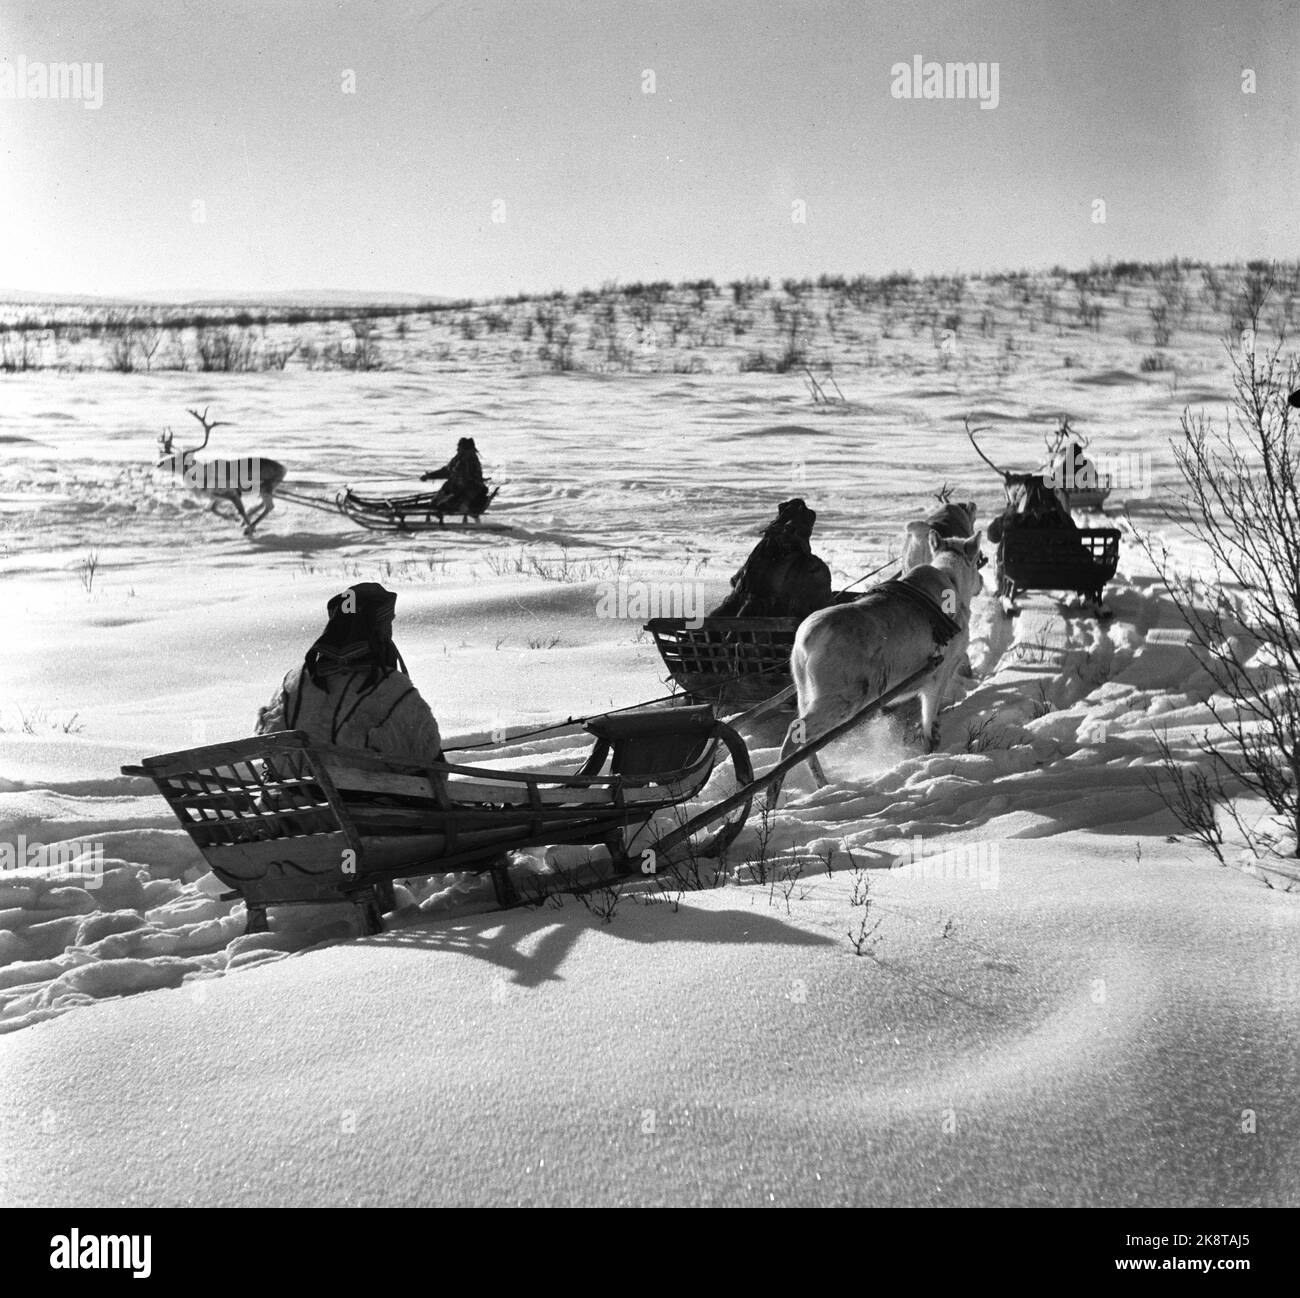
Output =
[{"x1": 2, "y1": 254, "x2": 1294, "y2": 310}]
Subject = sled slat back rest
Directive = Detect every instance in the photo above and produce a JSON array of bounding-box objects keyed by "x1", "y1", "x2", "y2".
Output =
[
  {"x1": 646, "y1": 618, "x2": 796, "y2": 680},
  {"x1": 1003, "y1": 526, "x2": 1120, "y2": 574},
  {"x1": 142, "y1": 734, "x2": 343, "y2": 848},
  {"x1": 1082, "y1": 529, "x2": 1120, "y2": 569}
]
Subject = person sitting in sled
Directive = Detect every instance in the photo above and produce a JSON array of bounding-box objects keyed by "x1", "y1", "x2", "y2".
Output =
[
  {"x1": 256, "y1": 582, "x2": 443, "y2": 767},
  {"x1": 1060, "y1": 439, "x2": 1096, "y2": 490},
  {"x1": 421, "y1": 436, "x2": 494, "y2": 524},
  {"x1": 708, "y1": 497, "x2": 833, "y2": 620}
]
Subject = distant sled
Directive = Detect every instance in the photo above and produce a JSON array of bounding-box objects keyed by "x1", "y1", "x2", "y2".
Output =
[
  {"x1": 1041, "y1": 419, "x2": 1112, "y2": 512},
  {"x1": 966, "y1": 420, "x2": 1121, "y2": 614},
  {"x1": 336, "y1": 485, "x2": 508, "y2": 533}
]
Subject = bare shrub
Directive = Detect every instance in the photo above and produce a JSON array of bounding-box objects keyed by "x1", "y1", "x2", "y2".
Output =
[
  {"x1": 105, "y1": 331, "x2": 136, "y2": 372},
  {"x1": 1146, "y1": 729, "x2": 1226, "y2": 863},
  {"x1": 196, "y1": 326, "x2": 255, "y2": 372},
  {"x1": 1135, "y1": 302, "x2": 1300, "y2": 854}
]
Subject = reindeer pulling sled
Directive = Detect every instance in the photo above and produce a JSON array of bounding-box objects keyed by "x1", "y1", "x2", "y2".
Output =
[
  {"x1": 157, "y1": 407, "x2": 286, "y2": 536},
  {"x1": 124, "y1": 652, "x2": 943, "y2": 934},
  {"x1": 965, "y1": 419, "x2": 1121, "y2": 615},
  {"x1": 123, "y1": 495, "x2": 982, "y2": 932},
  {"x1": 157, "y1": 409, "x2": 506, "y2": 536},
  {"x1": 123, "y1": 500, "x2": 942, "y2": 934},
  {"x1": 646, "y1": 496, "x2": 942, "y2": 711},
  {"x1": 646, "y1": 498, "x2": 841, "y2": 711}
]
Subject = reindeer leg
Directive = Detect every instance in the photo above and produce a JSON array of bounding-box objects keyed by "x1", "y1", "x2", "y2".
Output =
[
  {"x1": 767, "y1": 706, "x2": 834, "y2": 810},
  {"x1": 224, "y1": 493, "x2": 253, "y2": 532},
  {"x1": 244, "y1": 491, "x2": 274, "y2": 534}
]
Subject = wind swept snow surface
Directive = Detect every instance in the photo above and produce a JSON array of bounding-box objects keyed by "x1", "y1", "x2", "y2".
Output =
[{"x1": 1, "y1": 837, "x2": 1296, "y2": 1207}]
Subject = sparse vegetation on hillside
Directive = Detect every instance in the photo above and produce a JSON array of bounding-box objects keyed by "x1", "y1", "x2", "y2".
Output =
[{"x1": 3, "y1": 261, "x2": 1297, "y2": 382}]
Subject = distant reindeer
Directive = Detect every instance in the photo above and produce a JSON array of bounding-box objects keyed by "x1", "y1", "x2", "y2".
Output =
[{"x1": 157, "y1": 406, "x2": 286, "y2": 535}]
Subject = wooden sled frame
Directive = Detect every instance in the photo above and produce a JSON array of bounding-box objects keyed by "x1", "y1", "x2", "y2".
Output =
[
  {"x1": 646, "y1": 591, "x2": 864, "y2": 708},
  {"x1": 998, "y1": 526, "x2": 1121, "y2": 613},
  {"x1": 646, "y1": 616, "x2": 802, "y2": 706},
  {"x1": 337, "y1": 485, "x2": 504, "y2": 532},
  {"x1": 124, "y1": 706, "x2": 753, "y2": 934}
]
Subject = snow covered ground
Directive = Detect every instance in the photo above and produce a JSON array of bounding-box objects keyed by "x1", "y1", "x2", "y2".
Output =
[{"x1": 1, "y1": 272, "x2": 1297, "y2": 1205}]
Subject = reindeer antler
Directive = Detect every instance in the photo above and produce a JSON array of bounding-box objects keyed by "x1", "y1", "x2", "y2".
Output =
[
  {"x1": 184, "y1": 406, "x2": 230, "y2": 453},
  {"x1": 1047, "y1": 416, "x2": 1088, "y2": 455},
  {"x1": 965, "y1": 415, "x2": 1009, "y2": 479}
]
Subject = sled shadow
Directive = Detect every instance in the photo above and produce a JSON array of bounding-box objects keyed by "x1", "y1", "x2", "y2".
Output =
[
  {"x1": 359, "y1": 901, "x2": 835, "y2": 990},
  {"x1": 244, "y1": 529, "x2": 358, "y2": 552}
]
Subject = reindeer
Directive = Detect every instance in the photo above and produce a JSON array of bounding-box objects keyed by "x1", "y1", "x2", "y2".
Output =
[
  {"x1": 965, "y1": 417, "x2": 1074, "y2": 540},
  {"x1": 157, "y1": 407, "x2": 286, "y2": 535}
]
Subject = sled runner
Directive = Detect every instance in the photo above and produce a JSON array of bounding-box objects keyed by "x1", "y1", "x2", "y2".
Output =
[
  {"x1": 122, "y1": 706, "x2": 753, "y2": 934},
  {"x1": 336, "y1": 485, "x2": 504, "y2": 532}
]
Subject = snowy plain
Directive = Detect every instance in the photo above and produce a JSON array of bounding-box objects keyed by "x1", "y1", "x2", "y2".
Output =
[{"x1": 1, "y1": 273, "x2": 1297, "y2": 1206}]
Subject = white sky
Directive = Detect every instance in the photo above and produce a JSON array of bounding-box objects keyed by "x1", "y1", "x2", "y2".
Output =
[{"x1": 1, "y1": 0, "x2": 1296, "y2": 297}]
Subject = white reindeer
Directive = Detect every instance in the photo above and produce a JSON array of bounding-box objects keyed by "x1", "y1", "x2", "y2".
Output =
[{"x1": 157, "y1": 406, "x2": 286, "y2": 535}]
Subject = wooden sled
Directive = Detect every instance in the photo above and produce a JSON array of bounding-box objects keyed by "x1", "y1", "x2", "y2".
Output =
[
  {"x1": 644, "y1": 593, "x2": 868, "y2": 712},
  {"x1": 646, "y1": 586, "x2": 928, "y2": 710},
  {"x1": 122, "y1": 706, "x2": 753, "y2": 934},
  {"x1": 998, "y1": 526, "x2": 1121, "y2": 613},
  {"x1": 646, "y1": 615, "x2": 804, "y2": 707},
  {"x1": 337, "y1": 485, "x2": 504, "y2": 532}
]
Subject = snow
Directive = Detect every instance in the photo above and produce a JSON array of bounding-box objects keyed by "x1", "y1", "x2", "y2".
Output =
[
  {"x1": 2, "y1": 837, "x2": 1294, "y2": 1207},
  {"x1": 1, "y1": 275, "x2": 1298, "y2": 1205}
]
